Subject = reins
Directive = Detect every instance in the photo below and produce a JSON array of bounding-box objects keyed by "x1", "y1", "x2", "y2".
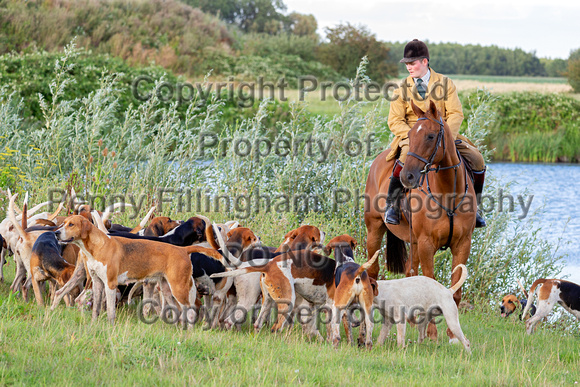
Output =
[{"x1": 405, "y1": 116, "x2": 469, "y2": 251}]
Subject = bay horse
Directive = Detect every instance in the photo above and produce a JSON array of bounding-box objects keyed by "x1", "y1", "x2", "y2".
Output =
[{"x1": 364, "y1": 100, "x2": 476, "y2": 340}]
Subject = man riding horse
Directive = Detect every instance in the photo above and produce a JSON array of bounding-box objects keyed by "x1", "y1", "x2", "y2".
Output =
[{"x1": 384, "y1": 39, "x2": 487, "y2": 228}]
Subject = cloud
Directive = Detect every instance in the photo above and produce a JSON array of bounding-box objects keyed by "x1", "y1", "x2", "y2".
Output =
[{"x1": 284, "y1": 0, "x2": 580, "y2": 58}]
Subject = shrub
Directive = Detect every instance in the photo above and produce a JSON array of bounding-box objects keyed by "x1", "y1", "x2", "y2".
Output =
[
  {"x1": 568, "y1": 48, "x2": 580, "y2": 92},
  {"x1": 241, "y1": 33, "x2": 319, "y2": 62},
  {"x1": 0, "y1": 0, "x2": 234, "y2": 77},
  {"x1": 461, "y1": 90, "x2": 580, "y2": 162},
  {"x1": 317, "y1": 23, "x2": 398, "y2": 82},
  {"x1": 0, "y1": 48, "x2": 294, "y2": 128}
]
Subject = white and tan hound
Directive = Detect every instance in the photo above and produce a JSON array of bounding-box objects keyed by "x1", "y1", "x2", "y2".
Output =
[{"x1": 522, "y1": 278, "x2": 580, "y2": 334}]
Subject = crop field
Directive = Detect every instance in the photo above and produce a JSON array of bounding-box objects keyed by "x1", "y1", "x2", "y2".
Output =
[
  {"x1": 448, "y1": 74, "x2": 568, "y2": 84},
  {"x1": 453, "y1": 79, "x2": 572, "y2": 94}
]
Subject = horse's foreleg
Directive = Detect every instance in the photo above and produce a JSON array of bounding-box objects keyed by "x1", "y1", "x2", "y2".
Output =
[
  {"x1": 365, "y1": 217, "x2": 386, "y2": 280},
  {"x1": 416, "y1": 237, "x2": 436, "y2": 279},
  {"x1": 405, "y1": 239, "x2": 421, "y2": 277}
]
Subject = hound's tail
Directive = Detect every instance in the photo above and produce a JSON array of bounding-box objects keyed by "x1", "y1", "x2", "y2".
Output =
[
  {"x1": 209, "y1": 260, "x2": 271, "y2": 279},
  {"x1": 91, "y1": 211, "x2": 108, "y2": 234},
  {"x1": 208, "y1": 218, "x2": 242, "y2": 267},
  {"x1": 101, "y1": 202, "x2": 133, "y2": 222},
  {"x1": 354, "y1": 251, "x2": 380, "y2": 278},
  {"x1": 130, "y1": 206, "x2": 156, "y2": 234},
  {"x1": 522, "y1": 279, "x2": 547, "y2": 318},
  {"x1": 46, "y1": 202, "x2": 64, "y2": 222},
  {"x1": 449, "y1": 264, "x2": 468, "y2": 294},
  {"x1": 184, "y1": 245, "x2": 226, "y2": 262},
  {"x1": 517, "y1": 278, "x2": 529, "y2": 298},
  {"x1": 195, "y1": 215, "x2": 219, "y2": 251},
  {"x1": 127, "y1": 280, "x2": 145, "y2": 305},
  {"x1": 8, "y1": 193, "x2": 28, "y2": 239}
]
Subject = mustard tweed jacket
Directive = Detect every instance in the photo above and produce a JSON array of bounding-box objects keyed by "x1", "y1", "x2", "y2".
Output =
[{"x1": 386, "y1": 68, "x2": 464, "y2": 161}]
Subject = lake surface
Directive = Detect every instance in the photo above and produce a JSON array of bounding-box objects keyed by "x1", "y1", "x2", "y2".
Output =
[{"x1": 488, "y1": 162, "x2": 580, "y2": 284}]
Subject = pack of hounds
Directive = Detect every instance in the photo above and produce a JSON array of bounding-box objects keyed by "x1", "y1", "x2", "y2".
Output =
[{"x1": 1, "y1": 190, "x2": 578, "y2": 353}]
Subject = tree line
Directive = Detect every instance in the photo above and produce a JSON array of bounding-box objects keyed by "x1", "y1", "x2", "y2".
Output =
[
  {"x1": 186, "y1": 0, "x2": 571, "y2": 79},
  {"x1": 388, "y1": 41, "x2": 567, "y2": 77},
  {"x1": 0, "y1": 0, "x2": 575, "y2": 85}
]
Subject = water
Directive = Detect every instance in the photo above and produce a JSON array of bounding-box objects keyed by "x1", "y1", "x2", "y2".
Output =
[{"x1": 487, "y1": 162, "x2": 580, "y2": 284}]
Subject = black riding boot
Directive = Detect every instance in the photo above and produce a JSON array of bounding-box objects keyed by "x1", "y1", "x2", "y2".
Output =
[
  {"x1": 473, "y1": 168, "x2": 486, "y2": 228},
  {"x1": 385, "y1": 160, "x2": 405, "y2": 225}
]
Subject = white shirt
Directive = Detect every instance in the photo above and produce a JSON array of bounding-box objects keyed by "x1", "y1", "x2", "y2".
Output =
[{"x1": 414, "y1": 69, "x2": 431, "y2": 86}]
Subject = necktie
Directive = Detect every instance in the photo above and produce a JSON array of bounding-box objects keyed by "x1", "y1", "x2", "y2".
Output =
[{"x1": 416, "y1": 78, "x2": 426, "y2": 99}]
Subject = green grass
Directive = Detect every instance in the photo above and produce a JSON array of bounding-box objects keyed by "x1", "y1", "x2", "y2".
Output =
[
  {"x1": 1, "y1": 264, "x2": 579, "y2": 385},
  {"x1": 282, "y1": 89, "x2": 390, "y2": 117}
]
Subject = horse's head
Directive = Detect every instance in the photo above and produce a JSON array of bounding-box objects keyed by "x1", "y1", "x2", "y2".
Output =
[{"x1": 401, "y1": 100, "x2": 449, "y2": 189}]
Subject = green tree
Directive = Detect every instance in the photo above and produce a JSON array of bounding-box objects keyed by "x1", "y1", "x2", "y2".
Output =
[
  {"x1": 182, "y1": 0, "x2": 239, "y2": 21},
  {"x1": 317, "y1": 23, "x2": 397, "y2": 82},
  {"x1": 286, "y1": 12, "x2": 317, "y2": 37},
  {"x1": 568, "y1": 48, "x2": 580, "y2": 92},
  {"x1": 541, "y1": 58, "x2": 567, "y2": 77},
  {"x1": 184, "y1": 0, "x2": 287, "y2": 34},
  {"x1": 388, "y1": 41, "x2": 549, "y2": 76}
]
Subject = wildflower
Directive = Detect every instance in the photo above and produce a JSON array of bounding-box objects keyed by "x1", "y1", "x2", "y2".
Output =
[
  {"x1": 88, "y1": 156, "x2": 93, "y2": 164},
  {"x1": 111, "y1": 151, "x2": 116, "y2": 157},
  {"x1": 103, "y1": 148, "x2": 108, "y2": 157},
  {"x1": 113, "y1": 162, "x2": 117, "y2": 169},
  {"x1": 98, "y1": 139, "x2": 103, "y2": 147}
]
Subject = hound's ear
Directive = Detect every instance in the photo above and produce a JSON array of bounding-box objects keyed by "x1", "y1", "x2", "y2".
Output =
[
  {"x1": 153, "y1": 222, "x2": 164, "y2": 237},
  {"x1": 428, "y1": 100, "x2": 439, "y2": 118},
  {"x1": 80, "y1": 219, "x2": 92, "y2": 239},
  {"x1": 350, "y1": 239, "x2": 358, "y2": 251},
  {"x1": 370, "y1": 278, "x2": 379, "y2": 297},
  {"x1": 323, "y1": 243, "x2": 333, "y2": 256},
  {"x1": 284, "y1": 229, "x2": 298, "y2": 242},
  {"x1": 411, "y1": 99, "x2": 424, "y2": 118}
]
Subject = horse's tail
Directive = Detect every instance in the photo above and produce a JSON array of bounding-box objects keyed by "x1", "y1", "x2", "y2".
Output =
[{"x1": 385, "y1": 228, "x2": 407, "y2": 274}]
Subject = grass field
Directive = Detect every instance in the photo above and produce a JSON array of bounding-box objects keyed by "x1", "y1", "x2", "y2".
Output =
[
  {"x1": 275, "y1": 75, "x2": 576, "y2": 117},
  {"x1": 1, "y1": 263, "x2": 579, "y2": 385}
]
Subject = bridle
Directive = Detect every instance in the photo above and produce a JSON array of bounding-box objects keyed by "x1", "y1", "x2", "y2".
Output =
[
  {"x1": 405, "y1": 115, "x2": 469, "y2": 251},
  {"x1": 407, "y1": 116, "x2": 454, "y2": 176}
]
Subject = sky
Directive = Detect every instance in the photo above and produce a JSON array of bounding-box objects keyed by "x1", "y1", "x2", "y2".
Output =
[{"x1": 283, "y1": 0, "x2": 580, "y2": 59}]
